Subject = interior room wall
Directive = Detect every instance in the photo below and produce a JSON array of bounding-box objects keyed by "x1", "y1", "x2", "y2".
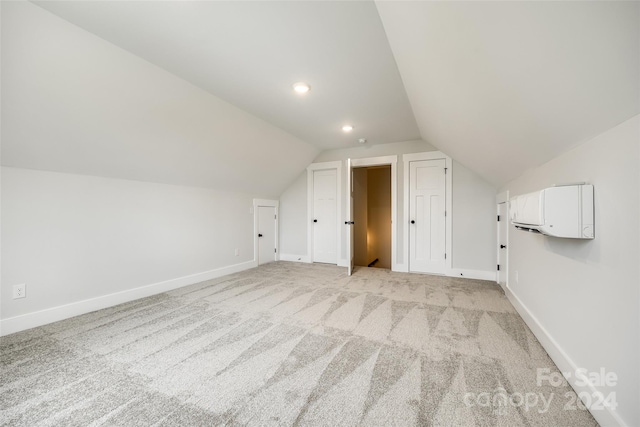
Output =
[
  {"x1": 312, "y1": 140, "x2": 434, "y2": 267},
  {"x1": 500, "y1": 114, "x2": 640, "y2": 427},
  {"x1": 452, "y1": 160, "x2": 499, "y2": 273},
  {"x1": 0, "y1": 168, "x2": 260, "y2": 334},
  {"x1": 280, "y1": 139, "x2": 498, "y2": 276},
  {"x1": 353, "y1": 168, "x2": 368, "y2": 267},
  {"x1": 278, "y1": 172, "x2": 308, "y2": 260},
  {"x1": 0, "y1": 1, "x2": 319, "y2": 333},
  {"x1": 367, "y1": 166, "x2": 391, "y2": 269}
]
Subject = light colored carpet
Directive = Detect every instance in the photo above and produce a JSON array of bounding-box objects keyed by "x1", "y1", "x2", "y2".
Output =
[{"x1": 0, "y1": 262, "x2": 597, "y2": 426}]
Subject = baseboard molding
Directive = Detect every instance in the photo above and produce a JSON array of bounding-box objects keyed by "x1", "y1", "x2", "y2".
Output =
[
  {"x1": 337, "y1": 258, "x2": 348, "y2": 268},
  {"x1": 278, "y1": 253, "x2": 310, "y2": 263},
  {"x1": 504, "y1": 286, "x2": 626, "y2": 427},
  {"x1": 392, "y1": 263, "x2": 408, "y2": 273},
  {"x1": 447, "y1": 268, "x2": 496, "y2": 281},
  {"x1": 0, "y1": 259, "x2": 258, "y2": 337}
]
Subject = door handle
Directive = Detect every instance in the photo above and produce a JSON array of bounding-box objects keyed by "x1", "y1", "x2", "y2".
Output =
[
  {"x1": 258, "y1": 234, "x2": 263, "y2": 237},
  {"x1": 500, "y1": 245, "x2": 506, "y2": 249},
  {"x1": 313, "y1": 219, "x2": 318, "y2": 223},
  {"x1": 345, "y1": 221, "x2": 354, "y2": 225},
  {"x1": 410, "y1": 220, "x2": 415, "y2": 224}
]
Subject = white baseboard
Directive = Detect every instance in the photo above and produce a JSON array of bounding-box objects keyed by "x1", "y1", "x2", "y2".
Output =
[
  {"x1": 278, "y1": 253, "x2": 310, "y2": 263},
  {"x1": 504, "y1": 286, "x2": 625, "y2": 427},
  {"x1": 0, "y1": 259, "x2": 257, "y2": 337},
  {"x1": 337, "y1": 258, "x2": 348, "y2": 267},
  {"x1": 447, "y1": 268, "x2": 496, "y2": 281},
  {"x1": 390, "y1": 265, "x2": 492, "y2": 278},
  {"x1": 393, "y1": 263, "x2": 409, "y2": 273}
]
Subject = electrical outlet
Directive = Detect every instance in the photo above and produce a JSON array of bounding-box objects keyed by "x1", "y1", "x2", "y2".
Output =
[
  {"x1": 234, "y1": 248, "x2": 239, "y2": 256},
  {"x1": 13, "y1": 284, "x2": 26, "y2": 299}
]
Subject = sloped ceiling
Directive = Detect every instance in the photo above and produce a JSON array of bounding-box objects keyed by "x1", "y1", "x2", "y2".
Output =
[
  {"x1": 31, "y1": 0, "x2": 420, "y2": 149},
  {"x1": 3, "y1": 1, "x2": 639, "y2": 191},
  {"x1": 1, "y1": 1, "x2": 319, "y2": 197},
  {"x1": 377, "y1": 1, "x2": 640, "y2": 186}
]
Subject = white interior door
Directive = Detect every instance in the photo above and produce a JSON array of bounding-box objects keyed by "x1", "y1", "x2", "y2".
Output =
[
  {"x1": 346, "y1": 159, "x2": 354, "y2": 275},
  {"x1": 258, "y1": 206, "x2": 276, "y2": 265},
  {"x1": 313, "y1": 169, "x2": 337, "y2": 264},
  {"x1": 497, "y1": 202, "x2": 508, "y2": 286},
  {"x1": 409, "y1": 159, "x2": 446, "y2": 274}
]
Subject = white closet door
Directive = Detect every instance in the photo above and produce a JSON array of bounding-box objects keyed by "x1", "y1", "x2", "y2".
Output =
[
  {"x1": 258, "y1": 206, "x2": 276, "y2": 265},
  {"x1": 409, "y1": 159, "x2": 446, "y2": 274},
  {"x1": 497, "y1": 202, "x2": 508, "y2": 285},
  {"x1": 313, "y1": 169, "x2": 337, "y2": 264}
]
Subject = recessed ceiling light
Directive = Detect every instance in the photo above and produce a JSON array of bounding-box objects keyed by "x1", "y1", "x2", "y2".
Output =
[
  {"x1": 342, "y1": 125, "x2": 354, "y2": 132},
  {"x1": 292, "y1": 82, "x2": 310, "y2": 94}
]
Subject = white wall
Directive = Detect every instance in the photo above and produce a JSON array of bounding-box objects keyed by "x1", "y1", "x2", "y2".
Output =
[
  {"x1": 1, "y1": 167, "x2": 258, "y2": 334},
  {"x1": 500, "y1": 115, "x2": 639, "y2": 427},
  {"x1": 0, "y1": 1, "x2": 319, "y2": 334},
  {"x1": 278, "y1": 172, "x2": 308, "y2": 260},
  {"x1": 452, "y1": 160, "x2": 498, "y2": 272},
  {"x1": 280, "y1": 139, "x2": 498, "y2": 276}
]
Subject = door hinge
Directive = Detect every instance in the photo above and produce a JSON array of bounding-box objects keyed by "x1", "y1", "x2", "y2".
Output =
[
  {"x1": 444, "y1": 253, "x2": 447, "y2": 259},
  {"x1": 497, "y1": 264, "x2": 500, "y2": 271},
  {"x1": 444, "y1": 210, "x2": 447, "y2": 217},
  {"x1": 275, "y1": 215, "x2": 277, "y2": 220},
  {"x1": 497, "y1": 215, "x2": 500, "y2": 222},
  {"x1": 274, "y1": 248, "x2": 277, "y2": 253},
  {"x1": 444, "y1": 168, "x2": 448, "y2": 174}
]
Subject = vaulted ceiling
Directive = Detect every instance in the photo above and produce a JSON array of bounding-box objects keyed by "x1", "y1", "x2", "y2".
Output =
[
  {"x1": 32, "y1": 0, "x2": 421, "y2": 150},
  {"x1": 3, "y1": 1, "x2": 639, "y2": 190},
  {"x1": 377, "y1": 1, "x2": 640, "y2": 186}
]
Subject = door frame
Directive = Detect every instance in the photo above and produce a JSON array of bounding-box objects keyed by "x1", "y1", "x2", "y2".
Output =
[
  {"x1": 307, "y1": 161, "x2": 342, "y2": 264},
  {"x1": 350, "y1": 155, "x2": 398, "y2": 272},
  {"x1": 403, "y1": 151, "x2": 452, "y2": 274},
  {"x1": 253, "y1": 198, "x2": 279, "y2": 264},
  {"x1": 496, "y1": 191, "x2": 509, "y2": 290}
]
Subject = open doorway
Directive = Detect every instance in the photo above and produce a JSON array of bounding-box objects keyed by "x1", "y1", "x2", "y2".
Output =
[{"x1": 352, "y1": 165, "x2": 391, "y2": 269}]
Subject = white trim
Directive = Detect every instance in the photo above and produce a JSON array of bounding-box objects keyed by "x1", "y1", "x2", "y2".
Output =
[
  {"x1": 447, "y1": 269, "x2": 496, "y2": 281},
  {"x1": 0, "y1": 260, "x2": 257, "y2": 336},
  {"x1": 278, "y1": 253, "x2": 310, "y2": 263},
  {"x1": 403, "y1": 151, "x2": 453, "y2": 275},
  {"x1": 350, "y1": 155, "x2": 399, "y2": 272},
  {"x1": 496, "y1": 190, "x2": 509, "y2": 204},
  {"x1": 346, "y1": 158, "x2": 353, "y2": 275},
  {"x1": 307, "y1": 161, "x2": 342, "y2": 265},
  {"x1": 496, "y1": 191, "x2": 509, "y2": 290},
  {"x1": 504, "y1": 287, "x2": 626, "y2": 427},
  {"x1": 253, "y1": 198, "x2": 279, "y2": 264}
]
